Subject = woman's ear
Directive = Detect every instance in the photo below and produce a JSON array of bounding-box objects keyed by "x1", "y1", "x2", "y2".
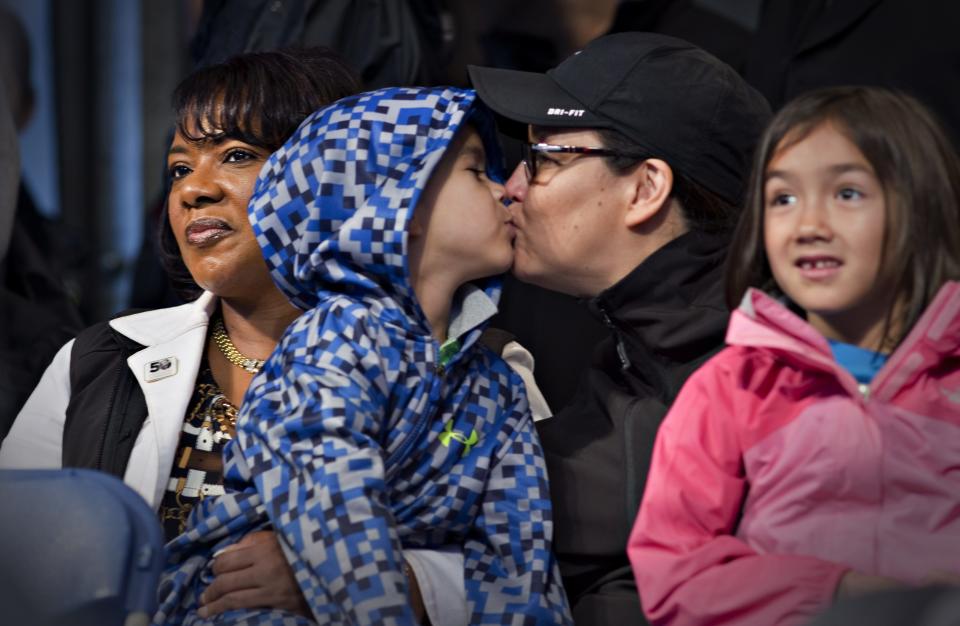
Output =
[{"x1": 623, "y1": 158, "x2": 674, "y2": 228}]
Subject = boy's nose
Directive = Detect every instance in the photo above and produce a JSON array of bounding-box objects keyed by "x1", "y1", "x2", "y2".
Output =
[{"x1": 488, "y1": 178, "x2": 506, "y2": 204}]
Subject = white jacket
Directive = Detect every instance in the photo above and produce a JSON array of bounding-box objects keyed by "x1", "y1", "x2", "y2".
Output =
[{"x1": 1, "y1": 291, "x2": 218, "y2": 507}]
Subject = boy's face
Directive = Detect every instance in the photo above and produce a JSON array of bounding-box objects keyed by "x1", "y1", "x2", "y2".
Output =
[{"x1": 410, "y1": 126, "x2": 513, "y2": 286}]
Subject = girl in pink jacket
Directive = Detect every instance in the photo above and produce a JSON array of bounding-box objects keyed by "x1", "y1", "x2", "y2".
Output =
[{"x1": 628, "y1": 86, "x2": 960, "y2": 626}]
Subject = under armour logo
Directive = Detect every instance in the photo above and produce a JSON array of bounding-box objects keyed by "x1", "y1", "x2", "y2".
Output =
[
  {"x1": 439, "y1": 420, "x2": 479, "y2": 457},
  {"x1": 941, "y1": 385, "x2": 960, "y2": 404}
]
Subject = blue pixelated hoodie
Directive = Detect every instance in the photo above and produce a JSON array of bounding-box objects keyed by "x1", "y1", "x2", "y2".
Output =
[{"x1": 154, "y1": 87, "x2": 571, "y2": 625}]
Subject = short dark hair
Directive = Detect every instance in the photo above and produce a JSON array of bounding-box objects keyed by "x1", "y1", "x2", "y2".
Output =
[
  {"x1": 725, "y1": 86, "x2": 960, "y2": 349},
  {"x1": 159, "y1": 47, "x2": 362, "y2": 300},
  {"x1": 596, "y1": 128, "x2": 740, "y2": 234}
]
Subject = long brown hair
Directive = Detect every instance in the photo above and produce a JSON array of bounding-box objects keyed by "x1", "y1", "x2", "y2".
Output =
[{"x1": 726, "y1": 86, "x2": 960, "y2": 348}]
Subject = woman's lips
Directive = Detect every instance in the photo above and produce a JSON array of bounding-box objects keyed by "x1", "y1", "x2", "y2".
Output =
[{"x1": 185, "y1": 217, "x2": 233, "y2": 246}]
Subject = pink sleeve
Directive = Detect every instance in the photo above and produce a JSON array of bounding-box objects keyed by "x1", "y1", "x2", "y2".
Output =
[{"x1": 627, "y1": 359, "x2": 849, "y2": 626}]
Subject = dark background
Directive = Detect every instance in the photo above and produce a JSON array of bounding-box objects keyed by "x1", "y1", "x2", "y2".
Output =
[{"x1": 5, "y1": 0, "x2": 959, "y2": 411}]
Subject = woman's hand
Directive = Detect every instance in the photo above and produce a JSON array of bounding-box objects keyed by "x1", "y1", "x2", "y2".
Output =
[
  {"x1": 198, "y1": 531, "x2": 310, "y2": 618},
  {"x1": 197, "y1": 531, "x2": 430, "y2": 623}
]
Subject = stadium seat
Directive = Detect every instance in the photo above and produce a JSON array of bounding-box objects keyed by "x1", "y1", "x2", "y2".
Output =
[{"x1": 0, "y1": 468, "x2": 164, "y2": 626}]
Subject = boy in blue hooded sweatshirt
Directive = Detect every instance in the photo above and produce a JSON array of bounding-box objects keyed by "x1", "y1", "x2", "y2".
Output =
[{"x1": 154, "y1": 86, "x2": 572, "y2": 625}]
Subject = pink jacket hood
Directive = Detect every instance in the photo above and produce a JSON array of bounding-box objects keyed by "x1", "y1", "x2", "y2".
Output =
[{"x1": 728, "y1": 283, "x2": 960, "y2": 402}]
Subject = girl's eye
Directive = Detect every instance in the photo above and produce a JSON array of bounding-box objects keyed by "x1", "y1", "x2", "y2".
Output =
[
  {"x1": 767, "y1": 192, "x2": 796, "y2": 207},
  {"x1": 168, "y1": 164, "x2": 191, "y2": 180},
  {"x1": 837, "y1": 187, "x2": 863, "y2": 201},
  {"x1": 468, "y1": 166, "x2": 487, "y2": 179}
]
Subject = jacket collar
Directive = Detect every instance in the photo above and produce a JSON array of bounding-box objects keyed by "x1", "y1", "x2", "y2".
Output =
[
  {"x1": 108, "y1": 291, "x2": 217, "y2": 346},
  {"x1": 103, "y1": 292, "x2": 217, "y2": 509},
  {"x1": 448, "y1": 284, "x2": 498, "y2": 343},
  {"x1": 588, "y1": 230, "x2": 730, "y2": 364},
  {"x1": 728, "y1": 282, "x2": 960, "y2": 398},
  {"x1": 727, "y1": 288, "x2": 836, "y2": 369}
]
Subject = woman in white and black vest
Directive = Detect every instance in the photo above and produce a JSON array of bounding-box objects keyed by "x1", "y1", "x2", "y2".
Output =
[{"x1": 0, "y1": 48, "x2": 474, "y2": 623}]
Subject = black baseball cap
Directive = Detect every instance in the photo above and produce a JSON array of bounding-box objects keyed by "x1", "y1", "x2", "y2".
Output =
[{"x1": 468, "y1": 32, "x2": 772, "y2": 205}]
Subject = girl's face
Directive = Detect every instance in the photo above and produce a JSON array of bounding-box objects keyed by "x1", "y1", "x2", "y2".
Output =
[
  {"x1": 763, "y1": 121, "x2": 893, "y2": 347},
  {"x1": 166, "y1": 122, "x2": 275, "y2": 302}
]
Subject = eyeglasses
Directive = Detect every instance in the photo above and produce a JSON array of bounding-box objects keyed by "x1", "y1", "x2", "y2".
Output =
[{"x1": 520, "y1": 143, "x2": 646, "y2": 183}]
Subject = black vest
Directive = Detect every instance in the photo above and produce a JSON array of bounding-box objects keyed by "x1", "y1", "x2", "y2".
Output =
[{"x1": 62, "y1": 316, "x2": 148, "y2": 478}]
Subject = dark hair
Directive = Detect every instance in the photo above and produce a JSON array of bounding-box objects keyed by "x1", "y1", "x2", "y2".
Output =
[
  {"x1": 725, "y1": 86, "x2": 960, "y2": 349},
  {"x1": 596, "y1": 128, "x2": 740, "y2": 234},
  {"x1": 159, "y1": 47, "x2": 362, "y2": 300}
]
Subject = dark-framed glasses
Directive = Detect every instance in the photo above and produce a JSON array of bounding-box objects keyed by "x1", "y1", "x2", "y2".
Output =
[{"x1": 521, "y1": 142, "x2": 646, "y2": 183}]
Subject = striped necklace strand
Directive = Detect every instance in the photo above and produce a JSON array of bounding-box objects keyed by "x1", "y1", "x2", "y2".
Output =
[{"x1": 211, "y1": 316, "x2": 264, "y2": 374}]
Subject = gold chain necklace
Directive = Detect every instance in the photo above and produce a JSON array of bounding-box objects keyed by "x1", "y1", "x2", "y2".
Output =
[{"x1": 211, "y1": 316, "x2": 265, "y2": 374}]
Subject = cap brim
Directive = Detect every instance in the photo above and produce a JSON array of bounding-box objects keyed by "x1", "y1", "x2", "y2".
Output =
[{"x1": 468, "y1": 65, "x2": 604, "y2": 137}]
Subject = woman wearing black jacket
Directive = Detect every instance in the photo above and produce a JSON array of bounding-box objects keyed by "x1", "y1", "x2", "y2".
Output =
[{"x1": 469, "y1": 32, "x2": 771, "y2": 624}]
